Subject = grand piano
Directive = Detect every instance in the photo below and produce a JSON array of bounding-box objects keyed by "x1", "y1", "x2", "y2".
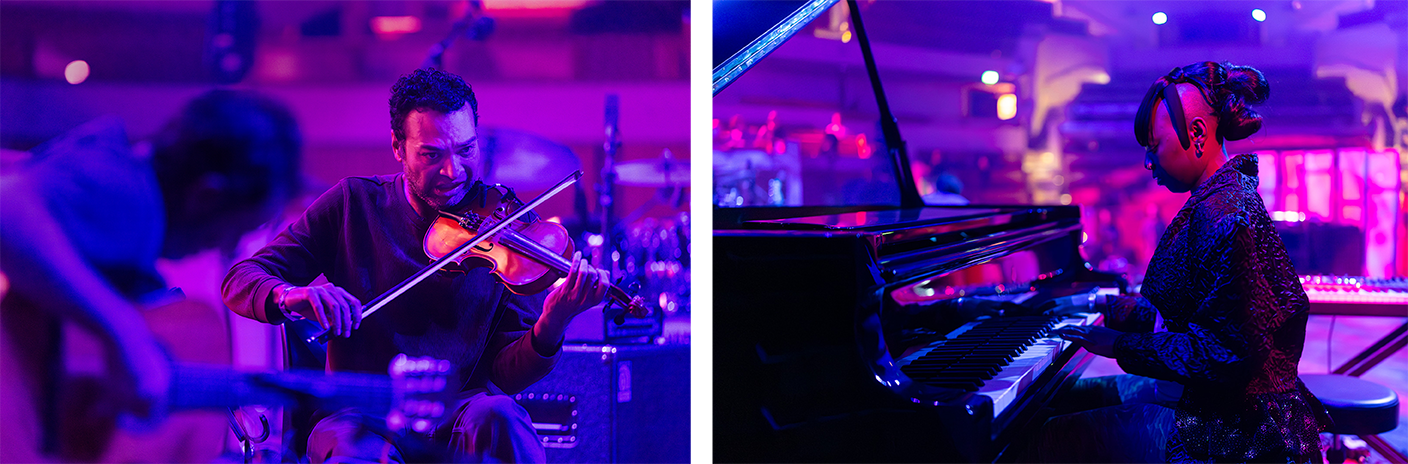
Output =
[
  {"x1": 714, "y1": 207, "x2": 1120, "y2": 462},
  {"x1": 704, "y1": 1, "x2": 1120, "y2": 461}
]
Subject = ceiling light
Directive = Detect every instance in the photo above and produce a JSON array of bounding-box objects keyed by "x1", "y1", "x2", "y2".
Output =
[
  {"x1": 64, "y1": 60, "x2": 89, "y2": 84},
  {"x1": 981, "y1": 70, "x2": 999, "y2": 85}
]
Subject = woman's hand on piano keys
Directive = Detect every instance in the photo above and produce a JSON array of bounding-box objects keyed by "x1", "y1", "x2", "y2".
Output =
[{"x1": 1053, "y1": 325, "x2": 1119, "y2": 358}]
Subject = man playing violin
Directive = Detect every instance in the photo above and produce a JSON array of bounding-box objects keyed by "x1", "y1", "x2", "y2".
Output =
[
  {"x1": 222, "y1": 68, "x2": 617, "y2": 463},
  {"x1": 0, "y1": 90, "x2": 303, "y2": 462}
]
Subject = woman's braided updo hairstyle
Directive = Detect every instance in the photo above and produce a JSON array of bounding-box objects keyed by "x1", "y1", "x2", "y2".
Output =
[{"x1": 1135, "y1": 61, "x2": 1270, "y2": 148}]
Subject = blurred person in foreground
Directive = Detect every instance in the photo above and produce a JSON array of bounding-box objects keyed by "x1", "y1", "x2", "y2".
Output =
[{"x1": 0, "y1": 89, "x2": 302, "y2": 462}]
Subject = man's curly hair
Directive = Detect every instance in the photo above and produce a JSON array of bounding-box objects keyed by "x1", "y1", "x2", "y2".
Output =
[{"x1": 389, "y1": 68, "x2": 479, "y2": 149}]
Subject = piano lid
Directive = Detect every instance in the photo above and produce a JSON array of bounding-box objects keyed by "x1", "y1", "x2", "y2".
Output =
[
  {"x1": 745, "y1": 207, "x2": 1006, "y2": 231},
  {"x1": 704, "y1": 206, "x2": 1075, "y2": 243},
  {"x1": 701, "y1": 0, "x2": 833, "y2": 96}
]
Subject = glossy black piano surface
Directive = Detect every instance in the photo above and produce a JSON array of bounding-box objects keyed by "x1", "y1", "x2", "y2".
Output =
[{"x1": 715, "y1": 206, "x2": 1120, "y2": 462}]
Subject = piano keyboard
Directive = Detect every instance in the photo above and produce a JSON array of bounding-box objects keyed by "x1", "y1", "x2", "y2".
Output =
[{"x1": 898, "y1": 312, "x2": 1103, "y2": 417}]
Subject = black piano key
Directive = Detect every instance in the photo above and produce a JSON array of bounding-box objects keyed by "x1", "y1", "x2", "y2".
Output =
[
  {"x1": 941, "y1": 366, "x2": 1001, "y2": 377},
  {"x1": 921, "y1": 376, "x2": 983, "y2": 386}
]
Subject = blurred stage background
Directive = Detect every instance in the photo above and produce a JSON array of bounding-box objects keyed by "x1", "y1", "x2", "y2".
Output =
[
  {"x1": 1, "y1": 1, "x2": 690, "y2": 461},
  {"x1": 713, "y1": 0, "x2": 1405, "y2": 460}
]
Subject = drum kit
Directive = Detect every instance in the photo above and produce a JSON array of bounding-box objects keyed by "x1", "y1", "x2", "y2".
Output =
[
  {"x1": 603, "y1": 149, "x2": 691, "y2": 319},
  {"x1": 480, "y1": 126, "x2": 691, "y2": 320}
]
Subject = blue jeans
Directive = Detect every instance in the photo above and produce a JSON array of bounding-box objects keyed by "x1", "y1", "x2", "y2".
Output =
[{"x1": 307, "y1": 391, "x2": 544, "y2": 463}]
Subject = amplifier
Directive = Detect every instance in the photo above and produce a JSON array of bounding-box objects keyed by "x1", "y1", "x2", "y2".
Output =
[
  {"x1": 515, "y1": 344, "x2": 689, "y2": 463},
  {"x1": 563, "y1": 303, "x2": 664, "y2": 344}
]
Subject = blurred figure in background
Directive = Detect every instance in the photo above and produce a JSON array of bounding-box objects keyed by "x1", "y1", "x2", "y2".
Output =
[
  {"x1": 0, "y1": 89, "x2": 302, "y2": 462},
  {"x1": 914, "y1": 149, "x2": 968, "y2": 206},
  {"x1": 922, "y1": 171, "x2": 969, "y2": 206},
  {"x1": 811, "y1": 133, "x2": 843, "y2": 205}
]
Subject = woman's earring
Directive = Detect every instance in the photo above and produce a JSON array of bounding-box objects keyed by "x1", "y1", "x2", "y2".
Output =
[{"x1": 1195, "y1": 136, "x2": 1204, "y2": 158}]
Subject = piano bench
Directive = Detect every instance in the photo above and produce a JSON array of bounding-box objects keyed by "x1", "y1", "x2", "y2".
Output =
[
  {"x1": 1301, "y1": 373, "x2": 1404, "y2": 463},
  {"x1": 1301, "y1": 374, "x2": 1399, "y2": 436}
]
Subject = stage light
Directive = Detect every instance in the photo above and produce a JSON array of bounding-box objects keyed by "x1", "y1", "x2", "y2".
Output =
[
  {"x1": 997, "y1": 93, "x2": 1017, "y2": 120},
  {"x1": 1152, "y1": 12, "x2": 1167, "y2": 25},
  {"x1": 483, "y1": 0, "x2": 587, "y2": 10},
  {"x1": 1251, "y1": 9, "x2": 1266, "y2": 22},
  {"x1": 371, "y1": 16, "x2": 422, "y2": 35},
  {"x1": 981, "y1": 70, "x2": 999, "y2": 85},
  {"x1": 64, "y1": 60, "x2": 89, "y2": 84}
]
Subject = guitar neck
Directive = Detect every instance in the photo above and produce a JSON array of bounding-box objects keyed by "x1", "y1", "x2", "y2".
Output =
[{"x1": 168, "y1": 364, "x2": 393, "y2": 415}]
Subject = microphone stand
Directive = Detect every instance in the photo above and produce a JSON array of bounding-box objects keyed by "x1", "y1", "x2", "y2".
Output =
[{"x1": 420, "y1": 1, "x2": 494, "y2": 70}]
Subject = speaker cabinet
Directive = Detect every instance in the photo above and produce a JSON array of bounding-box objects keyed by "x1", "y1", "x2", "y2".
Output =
[{"x1": 515, "y1": 344, "x2": 689, "y2": 463}]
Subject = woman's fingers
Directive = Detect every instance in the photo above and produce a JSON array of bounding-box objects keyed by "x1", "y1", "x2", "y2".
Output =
[{"x1": 1052, "y1": 326, "x2": 1088, "y2": 343}]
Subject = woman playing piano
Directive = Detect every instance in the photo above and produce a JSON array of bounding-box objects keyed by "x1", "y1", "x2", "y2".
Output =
[{"x1": 1039, "y1": 62, "x2": 1332, "y2": 463}]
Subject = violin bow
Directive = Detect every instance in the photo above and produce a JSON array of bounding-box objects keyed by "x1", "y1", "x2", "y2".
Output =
[{"x1": 307, "y1": 171, "x2": 584, "y2": 344}]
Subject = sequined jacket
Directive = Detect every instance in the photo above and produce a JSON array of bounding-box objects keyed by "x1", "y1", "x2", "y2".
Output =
[{"x1": 1105, "y1": 154, "x2": 1331, "y2": 462}]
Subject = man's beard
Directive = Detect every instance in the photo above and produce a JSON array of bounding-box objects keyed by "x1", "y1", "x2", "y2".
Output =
[{"x1": 408, "y1": 175, "x2": 450, "y2": 211}]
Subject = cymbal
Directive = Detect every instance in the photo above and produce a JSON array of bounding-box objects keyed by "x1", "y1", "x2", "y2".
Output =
[
  {"x1": 615, "y1": 155, "x2": 690, "y2": 187},
  {"x1": 481, "y1": 127, "x2": 581, "y2": 190}
]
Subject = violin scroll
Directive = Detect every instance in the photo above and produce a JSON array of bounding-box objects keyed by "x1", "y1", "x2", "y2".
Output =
[{"x1": 604, "y1": 294, "x2": 650, "y2": 325}]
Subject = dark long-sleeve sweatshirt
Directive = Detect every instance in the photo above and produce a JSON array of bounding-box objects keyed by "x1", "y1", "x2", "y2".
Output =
[{"x1": 222, "y1": 173, "x2": 556, "y2": 395}]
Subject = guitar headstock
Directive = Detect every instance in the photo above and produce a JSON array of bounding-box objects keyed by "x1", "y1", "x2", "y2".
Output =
[{"x1": 386, "y1": 354, "x2": 457, "y2": 434}]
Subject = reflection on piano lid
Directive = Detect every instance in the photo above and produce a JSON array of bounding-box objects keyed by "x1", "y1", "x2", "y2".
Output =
[
  {"x1": 704, "y1": 0, "x2": 844, "y2": 95},
  {"x1": 748, "y1": 207, "x2": 1005, "y2": 229},
  {"x1": 1302, "y1": 275, "x2": 1408, "y2": 317},
  {"x1": 892, "y1": 249, "x2": 1048, "y2": 308}
]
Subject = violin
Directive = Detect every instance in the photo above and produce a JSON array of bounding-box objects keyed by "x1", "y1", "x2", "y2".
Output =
[
  {"x1": 306, "y1": 172, "x2": 643, "y2": 344},
  {"x1": 424, "y1": 182, "x2": 646, "y2": 319}
]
